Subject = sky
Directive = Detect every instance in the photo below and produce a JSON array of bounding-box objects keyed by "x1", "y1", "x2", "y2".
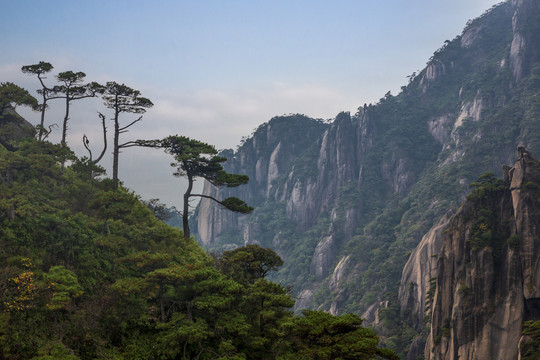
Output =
[{"x1": 1, "y1": 0, "x2": 503, "y2": 209}]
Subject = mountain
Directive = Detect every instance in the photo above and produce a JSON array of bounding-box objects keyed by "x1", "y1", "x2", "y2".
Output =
[
  {"x1": 413, "y1": 148, "x2": 540, "y2": 360},
  {"x1": 193, "y1": 0, "x2": 540, "y2": 356}
]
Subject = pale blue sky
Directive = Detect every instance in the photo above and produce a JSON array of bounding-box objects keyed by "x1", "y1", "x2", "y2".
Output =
[{"x1": 1, "y1": 0, "x2": 503, "y2": 208}]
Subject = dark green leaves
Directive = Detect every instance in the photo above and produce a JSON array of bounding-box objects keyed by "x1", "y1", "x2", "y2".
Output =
[
  {"x1": 102, "y1": 82, "x2": 154, "y2": 113},
  {"x1": 218, "y1": 244, "x2": 283, "y2": 285},
  {"x1": 288, "y1": 310, "x2": 399, "y2": 360},
  {"x1": 0, "y1": 82, "x2": 38, "y2": 115},
  {"x1": 522, "y1": 320, "x2": 540, "y2": 360},
  {"x1": 220, "y1": 196, "x2": 253, "y2": 214},
  {"x1": 21, "y1": 61, "x2": 54, "y2": 76}
]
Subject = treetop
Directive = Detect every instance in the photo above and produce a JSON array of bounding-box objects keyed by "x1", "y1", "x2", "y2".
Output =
[
  {"x1": 21, "y1": 61, "x2": 54, "y2": 75},
  {"x1": 102, "y1": 81, "x2": 154, "y2": 113}
]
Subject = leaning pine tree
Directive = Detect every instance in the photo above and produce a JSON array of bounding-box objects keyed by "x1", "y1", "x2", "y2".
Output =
[{"x1": 138, "y1": 135, "x2": 253, "y2": 239}]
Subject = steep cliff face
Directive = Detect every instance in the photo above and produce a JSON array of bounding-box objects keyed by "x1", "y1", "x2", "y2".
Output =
[
  {"x1": 422, "y1": 148, "x2": 540, "y2": 360},
  {"x1": 195, "y1": 115, "x2": 328, "y2": 247},
  {"x1": 510, "y1": 0, "x2": 540, "y2": 82},
  {"x1": 280, "y1": 112, "x2": 358, "y2": 231},
  {"x1": 398, "y1": 212, "x2": 453, "y2": 331},
  {"x1": 194, "y1": 2, "x2": 540, "y2": 350}
]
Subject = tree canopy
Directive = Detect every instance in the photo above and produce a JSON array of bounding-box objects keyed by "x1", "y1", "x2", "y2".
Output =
[
  {"x1": 0, "y1": 82, "x2": 38, "y2": 116},
  {"x1": 286, "y1": 310, "x2": 400, "y2": 360},
  {"x1": 101, "y1": 81, "x2": 153, "y2": 190},
  {"x1": 49, "y1": 71, "x2": 104, "y2": 146},
  {"x1": 0, "y1": 139, "x2": 397, "y2": 359},
  {"x1": 217, "y1": 244, "x2": 284, "y2": 285},
  {"x1": 21, "y1": 61, "x2": 54, "y2": 140}
]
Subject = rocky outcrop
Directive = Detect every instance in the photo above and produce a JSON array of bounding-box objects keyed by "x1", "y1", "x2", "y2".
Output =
[
  {"x1": 195, "y1": 115, "x2": 328, "y2": 246},
  {"x1": 280, "y1": 112, "x2": 359, "y2": 230},
  {"x1": 453, "y1": 92, "x2": 484, "y2": 131},
  {"x1": 423, "y1": 148, "x2": 540, "y2": 360},
  {"x1": 0, "y1": 107, "x2": 35, "y2": 150},
  {"x1": 398, "y1": 213, "x2": 453, "y2": 331},
  {"x1": 509, "y1": 0, "x2": 540, "y2": 82},
  {"x1": 310, "y1": 234, "x2": 337, "y2": 279},
  {"x1": 195, "y1": 1, "x2": 540, "y2": 335},
  {"x1": 196, "y1": 180, "x2": 242, "y2": 246}
]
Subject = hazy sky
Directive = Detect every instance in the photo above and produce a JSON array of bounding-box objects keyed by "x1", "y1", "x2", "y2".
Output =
[{"x1": 1, "y1": 0, "x2": 502, "y2": 209}]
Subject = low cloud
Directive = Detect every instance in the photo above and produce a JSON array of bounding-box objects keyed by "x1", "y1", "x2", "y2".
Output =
[{"x1": 145, "y1": 82, "x2": 360, "y2": 150}]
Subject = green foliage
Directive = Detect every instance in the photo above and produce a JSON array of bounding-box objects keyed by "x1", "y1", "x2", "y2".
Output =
[
  {"x1": 220, "y1": 196, "x2": 254, "y2": 214},
  {"x1": 141, "y1": 135, "x2": 249, "y2": 189},
  {"x1": 466, "y1": 172, "x2": 505, "y2": 201},
  {"x1": 101, "y1": 82, "x2": 153, "y2": 113},
  {"x1": 21, "y1": 61, "x2": 54, "y2": 76},
  {"x1": 285, "y1": 310, "x2": 399, "y2": 360},
  {"x1": 522, "y1": 320, "x2": 540, "y2": 360},
  {"x1": 0, "y1": 139, "x2": 396, "y2": 359},
  {"x1": 218, "y1": 244, "x2": 284, "y2": 285},
  {"x1": 507, "y1": 234, "x2": 520, "y2": 251},
  {"x1": 468, "y1": 208, "x2": 495, "y2": 250},
  {"x1": 0, "y1": 82, "x2": 38, "y2": 115},
  {"x1": 43, "y1": 266, "x2": 83, "y2": 310}
]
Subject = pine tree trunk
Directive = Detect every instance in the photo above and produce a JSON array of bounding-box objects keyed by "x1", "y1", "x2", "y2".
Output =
[
  {"x1": 61, "y1": 96, "x2": 70, "y2": 146},
  {"x1": 112, "y1": 102, "x2": 120, "y2": 191},
  {"x1": 183, "y1": 173, "x2": 193, "y2": 239},
  {"x1": 38, "y1": 96, "x2": 47, "y2": 141}
]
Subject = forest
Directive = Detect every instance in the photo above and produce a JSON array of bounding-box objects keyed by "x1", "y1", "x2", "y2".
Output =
[{"x1": 0, "y1": 63, "x2": 398, "y2": 359}]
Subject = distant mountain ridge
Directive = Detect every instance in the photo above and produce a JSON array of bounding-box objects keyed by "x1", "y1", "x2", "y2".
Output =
[{"x1": 193, "y1": 0, "x2": 540, "y2": 357}]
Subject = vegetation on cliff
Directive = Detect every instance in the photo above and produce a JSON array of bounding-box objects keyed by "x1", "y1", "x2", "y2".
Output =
[{"x1": 191, "y1": 2, "x2": 540, "y2": 357}]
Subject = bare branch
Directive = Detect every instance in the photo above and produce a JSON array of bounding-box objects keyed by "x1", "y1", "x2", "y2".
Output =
[
  {"x1": 94, "y1": 112, "x2": 107, "y2": 164},
  {"x1": 70, "y1": 93, "x2": 97, "y2": 101},
  {"x1": 118, "y1": 115, "x2": 143, "y2": 132},
  {"x1": 118, "y1": 140, "x2": 140, "y2": 148},
  {"x1": 189, "y1": 194, "x2": 228, "y2": 208},
  {"x1": 42, "y1": 124, "x2": 58, "y2": 140},
  {"x1": 82, "y1": 134, "x2": 93, "y2": 161},
  {"x1": 81, "y1": 112, "x2": 108, "y2": 164}
]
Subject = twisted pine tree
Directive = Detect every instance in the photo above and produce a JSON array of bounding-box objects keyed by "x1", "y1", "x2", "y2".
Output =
[{"x1": 138, "y1": 135, "x2": 253, "y2": 239}]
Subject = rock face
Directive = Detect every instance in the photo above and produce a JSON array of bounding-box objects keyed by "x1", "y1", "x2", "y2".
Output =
[
  {"x1": 398, "y1": 212, "x2": 453, "y2": 331},
  {"x1": 509, "y1": 0, "x2": 540, "y2": 82},
  {"x1": 423, "y1": 148, "x2": 540, "y2": 360},
  {"x1": 0, "y1": 107, "x2": 35, "y2": 149},
  {"x1": 195, "y1": 115, "x2": 328, "y2": 247},
  {"x1": 195, "y1": 0, "x2": 540, "y2": 338}
]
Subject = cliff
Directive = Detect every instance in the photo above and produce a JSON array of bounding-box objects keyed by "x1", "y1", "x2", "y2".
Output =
[
  {"x1": 194, "y1": 1, "x2": 540, "y2": 356},
  {"x1": 421, "y1": 148, "x2": 540, "y2": 360},
  {"x1": 0, "y1": 107, "x2": 35, "y2": 150},
  {"x1": 399, "y1": 212, "x2": 453, "y2": 332},
  {"x1": 195, "y1": 114, "x2": 328, "y2": 247}
]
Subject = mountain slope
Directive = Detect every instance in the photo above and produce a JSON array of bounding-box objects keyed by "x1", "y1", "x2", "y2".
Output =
[
  {"x1": 0, "y1": 133, "x2": 399, "y2": 359},
  {"x1": 419, "y1": 148, "x2": 540, "y2": 360},
  {"x1": 194, "y1": 0, "x2": 540, "y2": 356}
]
